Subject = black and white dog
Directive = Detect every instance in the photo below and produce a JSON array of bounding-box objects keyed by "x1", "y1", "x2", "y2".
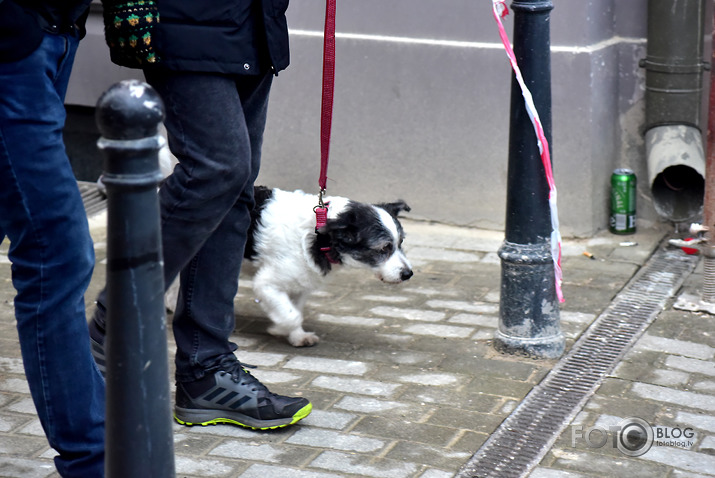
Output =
[
  {"x1": 166, "y1": 187, "x2": 413, "y2": 347},
  {"x1": 245, "y1": 187, "x2": 413, "y2": 346}
]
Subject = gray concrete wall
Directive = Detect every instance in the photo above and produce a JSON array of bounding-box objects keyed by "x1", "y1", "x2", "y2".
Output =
[{"x1": 66, "y1": 0, "x2": 709, "y2": 237}]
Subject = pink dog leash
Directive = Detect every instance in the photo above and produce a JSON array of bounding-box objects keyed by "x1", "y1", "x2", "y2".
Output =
[{"x1": 315, "y1": 0, "x2": 336, "y2": 243}]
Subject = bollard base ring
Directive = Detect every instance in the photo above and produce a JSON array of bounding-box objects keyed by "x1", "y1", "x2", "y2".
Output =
[{"x1": 493, "y1": 330, "x2": 565, "y2": 360}]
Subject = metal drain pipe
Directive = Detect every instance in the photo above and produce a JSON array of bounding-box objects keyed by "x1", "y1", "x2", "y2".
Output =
[
  {"x1": 701, "y1": 4, "x2": 715, "y2": 304},
  {"x1": 671, "y1": 2, "x2": 715, "y2": 314},
  {"x1": 641, "y1": 0, "x2": 709, "y2": 223}
]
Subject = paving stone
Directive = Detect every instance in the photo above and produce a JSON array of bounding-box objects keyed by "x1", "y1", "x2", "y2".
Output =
[
  {"x1": 449, "y1": 429, "x2": 489, "y2": 453},
  {"x1": 594, "y1": 377, "x2": 634, "y2": 397},
  {"x1": 208, "y1": 440, "x2": 304, "y2": 465},
  {"x1": 248, "y1": 370, "x2": 304, "y2": 384},
  {"x1": 631, "y1": 383, "x2": 715, "y2": 412},
  {"x1": 291, "y1": 389, "x2": 343, "y2": 411},
  {"x1": 0, "y1": 435, "x2": 48, "y2": 456},
  {"x1": 447, "y1": 313, "x2": 498, "y2": 327},
  {"x1": 471, "y1": 329, "x2": 495, "y2": 341},
  {"x1": 386, "y1": 441, "x2": 471, "y2": 469},
  {"x1": 235, "y1": 351, "x2": 286, "y2": 367},
  {"x1": 407, "y1": 247, "x2": 482, "y2": 263},
  {"x1": 0, "y1": 457, "x2": 57, "y2": 478},
  {"x1": 371, "y1": 306, "x2": 447, "y2": 322},
  {"x1": 670, "y1": 470, "x2": 714, "y2": 478},
  {"x1": 0, "y1": 357, "x2": 25, "y2": 375},
  {"x1": 0, "y1": 415, "x2": 30, "y2": 433},
  {"x1": 668, "y1": 314, "x2": 715, "y2": 346},
  {"x1": 635, "y1": 334, "x2": 714, "y2": 360},
  {"x1": 286, "y1": 428, "x2": 385, "y2": 453},
  {"x1": 700, "y1": 435, "x2": 715, "y2": 455},
  {"x1": 401, "y1": 286, "x2": 460, "y2": 297},
  {"x1": 174, "y1": 455, "x2": 239, "y2": 477},
  {"x1": 645, "y1": 310, "x2": 703, "y2": 341},
  {"x1": 438, "y1": 353, "x2": 543, "y2": 382},
  {"x1": 333, "y1": 396, "x2": 408, "y2": 414},
  {"x1": 361, "y1": 295, "x2": 410, "y2": 303},
  {"x1": 0, "y1": 379, "x2": 29, "y2": 394},
  {"x1": 405, "y1": 223, "x2": 503, "y2": 252},
  {"x1": 300, "y1": 409, "x2": 356, "y2": 430},
  {"x1": 558, "y1": 284, "x2": 623, "y2": 314},
  {"x1": 427, "y1": 408, "x2": 505, "y2": 435},
  {"x1": 175, "y1": 423, "x2": 271, "y2": 441},
  {"x1": 530, "y1": 468, "x2": 593, "y2": 478},
  {"x1": 239, "y1": 464, "x2": 341, "y2": 478},
  {"x1": 692, "y1": 380, "x2": 715, "y2": 392},
  {"x1": 641, "y1": 446, "x2": 715, "y2": 476},
  {"x1": 344, "y1": 348, "x2": 442, "y2": 367},
  {"x1": 676, "y1": 411, "x2": 715, "y2": 434},
  {"x1": 6, "y1": 398, "x2": 40, "y2": 415},
  {"x1": 310, "y1": 376, "x2": 401, "y2": 397},
  {"x1": 650, "y1": 369, "x2": 690, "y2": 387},
  {"x1": 424, "y1": 300, "x2": 499, "y2": 314},
  {"x1": 418, "y1": 470, "x2": 456, "y2": 478},
  {"x1": 310, "y1": 450, "x2": 420, "y2": 478},
  {"x1": 174, "y1": 432, "x2": 224, "y2": 456},
  {"x1": 582, "y1": 395, "x2": 663, "y2": 421},
  {"x1": 396, "y1": 383, "x2": 502, "y2": 413},
  {"x1": 558, "y1": 311, "x2": 597, "y2": 324},
  {"x1": 284, "y1": 356, "x2": 368, "y2": 376},
  {"x1": 548, "y1": 448, "x2": 670, "y2": 478},
  {"x1": 396, "y1": 372, "x2": 461, "y2": 386},
  {"x1": 463, "y1": 376, "x2": 535, "y2": 400},
  {"x1": 402, "y1": 323, "x2": 475, "y2": 338},
  {"x1": 611, "y1": 350, "x2": 666, "y2": 381},
  {"x1": 17, "y1": 418, "x2": 46, "y2": 437},
  {"x1": 350, "y1": 416, "x2": 457, "y2": 447},
  {"x1": 664, "y1": 355, "x2": 715, "y2": 377},
  {"x1": 316, "y1": 313, "x2": 385, "y2": 328}
]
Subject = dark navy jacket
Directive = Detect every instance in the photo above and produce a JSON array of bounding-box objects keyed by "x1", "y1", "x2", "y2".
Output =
[
  {"x1": 0, "y1": 0, "x2": 91, "y2": 62},
  {"x1": 155, "y1": 0, "x2": 290, "y2": 75}
]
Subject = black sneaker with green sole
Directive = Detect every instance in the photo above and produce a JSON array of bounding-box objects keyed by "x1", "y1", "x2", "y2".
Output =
[{"x1": 174, "y1": 356, "x2": 312, "y2": 430}]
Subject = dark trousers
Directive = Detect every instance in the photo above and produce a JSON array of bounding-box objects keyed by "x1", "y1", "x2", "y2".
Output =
[{"x1": 97, "y1": 69, "x2": 273, "y2": 382}]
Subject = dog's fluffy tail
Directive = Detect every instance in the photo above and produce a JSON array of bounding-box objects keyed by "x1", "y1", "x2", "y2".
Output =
[{"x1": 244, "y1": 186, "x2": 274, "y2": 260}]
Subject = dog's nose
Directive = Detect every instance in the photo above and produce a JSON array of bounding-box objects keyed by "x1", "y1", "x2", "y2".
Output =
[{"x1": 401, "y1": 269, "x2": 413, "y2": 281}]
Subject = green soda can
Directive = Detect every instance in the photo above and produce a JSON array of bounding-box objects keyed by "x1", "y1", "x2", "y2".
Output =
[{"x1": 610, "y1": 168, "x2": 636, "y2": 234}]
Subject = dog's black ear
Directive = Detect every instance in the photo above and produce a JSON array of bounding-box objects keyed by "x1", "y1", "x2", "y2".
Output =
[
  {"x1": 375, "y1": 200, "x2": 411, "y2": 217},
  {"x1": 318, "y1": 209, "x2": 361, "y2": 245}
]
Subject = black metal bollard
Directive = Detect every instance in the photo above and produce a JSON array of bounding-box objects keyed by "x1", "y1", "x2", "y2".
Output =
[
  {"x1": 494, "y1": 0, "x2": 565, "y2": 359},
  {"x1": 95, "y1": 80, "x2": 175, "y2": 477}
]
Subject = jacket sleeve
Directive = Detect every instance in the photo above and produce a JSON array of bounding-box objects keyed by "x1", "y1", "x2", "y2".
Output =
[{"x1": 0, "y1": 0, "x2": 44, "y2": 63}]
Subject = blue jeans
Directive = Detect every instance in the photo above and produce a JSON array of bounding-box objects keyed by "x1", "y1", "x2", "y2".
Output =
[
  {"x1": 0, "y1": 33, "x2": 105, "y2": 477},
  {"x1": 97, "y1": 70, "x2": 273, "y2": 382}
]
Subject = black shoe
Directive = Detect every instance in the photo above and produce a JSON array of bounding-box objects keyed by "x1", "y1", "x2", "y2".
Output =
[
  {"x1": 88, "y1": 306, "x2": 106, "y2": 376},
  {"x1": 174, "y1": 356, "x2": 312, "y2": 430}
]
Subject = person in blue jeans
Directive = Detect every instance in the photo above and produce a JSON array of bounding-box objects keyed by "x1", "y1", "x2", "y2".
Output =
[
  {"x1": 89, "y1": 0, "x2": 312, "y2": 430},
  {"x1": 0, "y1": 1, "x2": 105, "y2": 476}
]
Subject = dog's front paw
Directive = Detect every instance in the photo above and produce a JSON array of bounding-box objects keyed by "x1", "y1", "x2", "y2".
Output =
[
  {"x1": 287, "y1": 330, "x2": 320, "y2": 347},
  {"x1": 267, "y1": 325, "x2": 320, "y2": 347}
]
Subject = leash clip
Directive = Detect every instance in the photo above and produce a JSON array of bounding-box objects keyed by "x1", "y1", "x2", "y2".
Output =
[{"x1": 314, "y1": 189, "x2": 329, "y2": 233}]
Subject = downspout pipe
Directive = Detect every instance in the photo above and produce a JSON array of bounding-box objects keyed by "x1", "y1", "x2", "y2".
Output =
[{"x1": 641, "y1": 0, "x2": 710, "y2": 223}]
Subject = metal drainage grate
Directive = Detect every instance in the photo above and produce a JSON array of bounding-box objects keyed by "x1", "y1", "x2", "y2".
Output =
[
  {"x1": 457, "y1": 244, "x2": 699, "y2": 478},
  {"x1": 79, "y1": 181, "x2": 107, "y2": 217}
]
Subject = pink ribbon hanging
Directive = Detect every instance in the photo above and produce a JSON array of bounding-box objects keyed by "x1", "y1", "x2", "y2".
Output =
[{"x1": 491, "y1": 0, "x2": 564, "y2": 302}]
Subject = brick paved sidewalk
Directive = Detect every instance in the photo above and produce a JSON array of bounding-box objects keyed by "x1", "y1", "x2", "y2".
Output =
[{"x1": 0, "y1": 213, "x2": 712, "y2": 478}]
